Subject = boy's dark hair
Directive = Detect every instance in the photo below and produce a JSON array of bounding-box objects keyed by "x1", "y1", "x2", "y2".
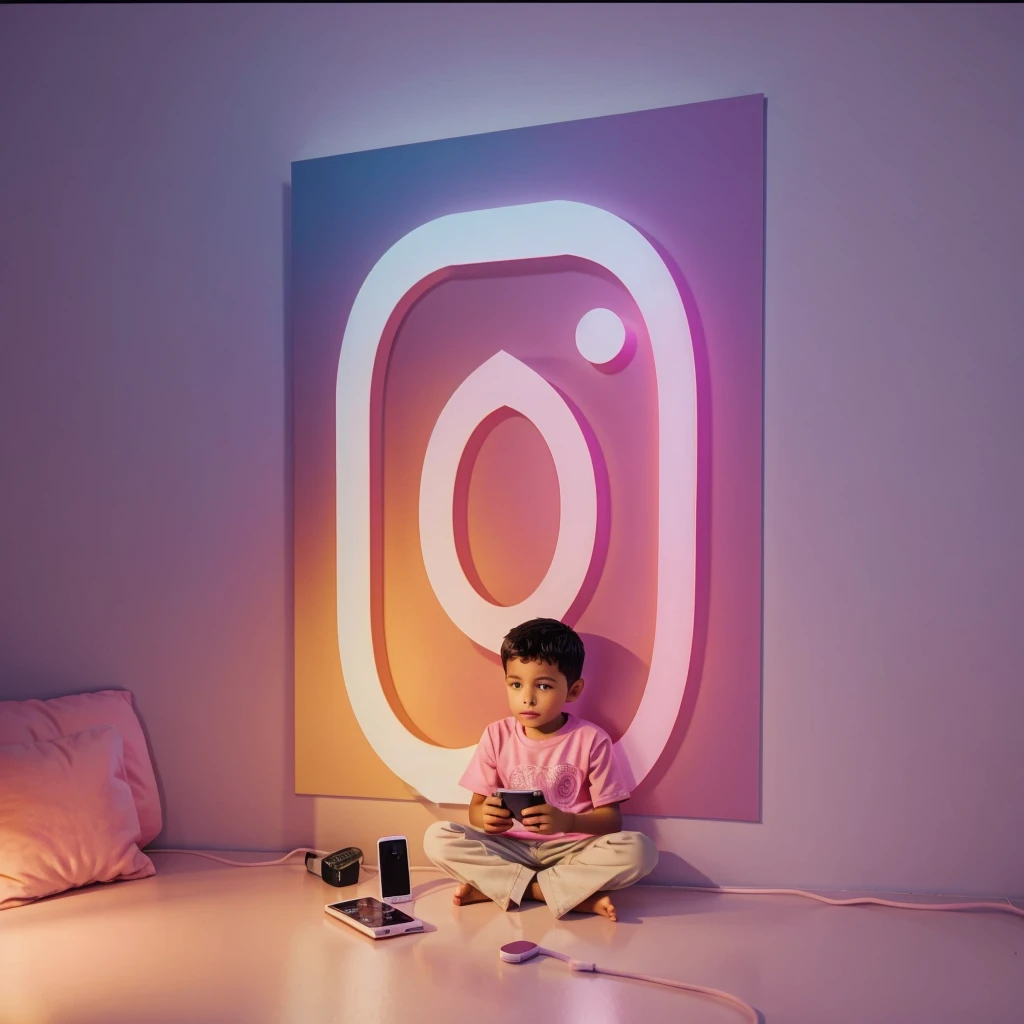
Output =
[{"x1": 500, "y1": 618, "x2": 585, "y2": 684}]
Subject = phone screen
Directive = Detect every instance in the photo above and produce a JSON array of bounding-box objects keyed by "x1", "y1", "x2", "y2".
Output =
[
  {"x1": 329, "y1": 897, "x2": 415, "y2": 927},
  {"x1": 378, "y1": 838, "x2": 411, "y2": 898},
  {"x1": 498, "y1": 789, "x2": 544, "y2": 822}
]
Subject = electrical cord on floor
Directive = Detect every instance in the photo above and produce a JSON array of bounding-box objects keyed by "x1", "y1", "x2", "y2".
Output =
[
  {"x1": 149, "y1": 848, "x2": 325, "y2": 867},
  {"x1": 504, "y1": 942, "x2": 760, "y2": 1023},
  {"x1": 498, "y1": 886, "x2": 1023, "y2": 1023},
  {"x1": 149, "y1": 849, "x2": 1021, "y2": 1024},
  {"x1": 660, "y1": 883, "x2": 1024, "y2": 919},
  {"x1": 147, "y1": 850, "x2": 1024, "y2": 917},
  {"x1": 148, "y1": 849, "x2": 436, "y2": 871}
]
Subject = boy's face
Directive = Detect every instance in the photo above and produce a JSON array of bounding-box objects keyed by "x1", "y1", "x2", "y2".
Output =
[{"x1": 504, "y1": 657, "x2": 584, "y2": 733}]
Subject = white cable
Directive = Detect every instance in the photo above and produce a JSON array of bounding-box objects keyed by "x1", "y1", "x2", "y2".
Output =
[
  {"x1": 149, "y1": 850, "x2": 1019, "y2": 1022},
  {"x1": 149, "y1": 848, "x2": 324, "y2": 867},
  {"x1": 149, "y1": 849, "x2": 437, "y2": 872},
  {"x1": 148, "y1": 851, "x2": 1023, "y2": 918},
  {"x1": 503, "y1": 885, "x2": 1023, "y2": 1023},
  {"x1": 660, "y1": 883, "x2": 1024, "y2": 919},
  {"x1": 512, "y1": 945, "x2": 760, "y2": 1023}
]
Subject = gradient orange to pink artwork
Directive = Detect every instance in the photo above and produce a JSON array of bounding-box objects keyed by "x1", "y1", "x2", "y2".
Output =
[
  {"x1": 378, "y1": 264, "x2": 657, "y2": 749},
  {"x1": 455, "y1": 409, "x2": 559, "y2": 608}
]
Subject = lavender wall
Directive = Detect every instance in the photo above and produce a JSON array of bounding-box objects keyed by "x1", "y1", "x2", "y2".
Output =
[{"x1": 1, "y1": 3, "x2": 1021, "y2": 895}]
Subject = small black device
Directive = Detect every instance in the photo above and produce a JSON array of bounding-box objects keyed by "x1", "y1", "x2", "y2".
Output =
[
  {"x1": 377, "y1": 835, "x2": 413, "y2": 904},
  {"x1": 305, "y1": 847, "x2": 362, "y2": 887},
  {"x1": 497, "y1": 789, "x2": 546, "y2": 824}
]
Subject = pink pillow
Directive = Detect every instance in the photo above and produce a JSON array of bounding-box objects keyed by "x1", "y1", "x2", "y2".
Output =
[
  {"x1": 0, "y1": 690, "x2": 161, "y2": 846},
  {"x1": 0, "y1": 725, "x2": 155, "y2": 910}
]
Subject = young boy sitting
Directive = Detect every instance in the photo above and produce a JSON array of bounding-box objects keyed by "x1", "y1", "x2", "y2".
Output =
[{"x1": 423, "y1": 618, "x2": 658, "y2": 920}]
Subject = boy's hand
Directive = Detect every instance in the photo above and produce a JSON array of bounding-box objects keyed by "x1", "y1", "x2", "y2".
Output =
[
  {"x1": 482, "y1": 794, "x2": 513, "y2": 834},
  {"x1": 520, "y1": 803, "x2": 574, "y2": 836}
]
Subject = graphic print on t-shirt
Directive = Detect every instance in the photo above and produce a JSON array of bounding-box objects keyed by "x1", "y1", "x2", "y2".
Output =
[{"x1": 508, "y1": 764, "x2": 583, "y2": 809}]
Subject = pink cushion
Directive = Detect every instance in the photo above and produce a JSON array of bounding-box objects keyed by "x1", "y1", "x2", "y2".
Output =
[
  {"x1": 0, "y1": 725, "x2": 156, "y2": 910},
  {"x1": 0, "y1": 690, "x2": 161, "y2": 846}
]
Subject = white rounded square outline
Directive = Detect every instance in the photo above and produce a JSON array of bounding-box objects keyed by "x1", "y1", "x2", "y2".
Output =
[{"x1": 335, "y1": 200, "x2": 697, "y2": 804}]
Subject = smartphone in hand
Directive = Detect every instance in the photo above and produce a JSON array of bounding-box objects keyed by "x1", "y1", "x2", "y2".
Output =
[{"x1": 496, "y1": 789, "x2": 545, "y2": 824}]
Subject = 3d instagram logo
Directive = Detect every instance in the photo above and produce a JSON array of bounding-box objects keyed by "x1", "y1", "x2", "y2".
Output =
[{"x1": 336, "y1": 201, "x2": 697, "y2": 805}]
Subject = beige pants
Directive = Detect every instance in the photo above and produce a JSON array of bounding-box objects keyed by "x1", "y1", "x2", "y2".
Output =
[{"x1": 423, "y1": 821, "x2": 658, "y2": 918}]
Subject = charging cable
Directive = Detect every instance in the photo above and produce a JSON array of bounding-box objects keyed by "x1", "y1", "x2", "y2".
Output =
[
  {"x1": 149, "y1": 850, "x2": 1024, "y2": 916},
  {"x1": 663, "y1": 883, "x2": 1024, "y2": 919},
  {"x1": 148, "y1": 848, "x2": 436, "y2": 872},
  {"x1": 500, "y1": 940, "x2": 759, "y2": 1022},
  {"x1": 149, "y1": 848, "x2": 325, "y2": 867},
  {"x1": 150, "y1": 850, "x2": 1021, "y2": 1022},
  {"x1": 493, "y1": 886, "x2": 1022, "y2": 1023},
  {"x1": 148, "y1": 850, "x2": 1024, "y2": 917}
]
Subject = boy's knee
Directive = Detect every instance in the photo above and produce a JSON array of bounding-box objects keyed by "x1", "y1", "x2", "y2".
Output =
[
  {"x1": 619, "y1": 831, "x2": 659, "y2": 877},
  {"x1": 422, "y1": 820, "x2": 465, "y2": 860}
]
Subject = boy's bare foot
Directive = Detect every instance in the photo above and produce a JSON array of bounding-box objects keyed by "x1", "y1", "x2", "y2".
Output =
[
  {"x1": 572, "y1": 892, "x2": 617, "y2": 920},
  {"x1": 521, "y1": 882, "x2": 616, "y2": 919},
  {"x1": 452, "y1": 882, "x2": 491, "y2": 907}
]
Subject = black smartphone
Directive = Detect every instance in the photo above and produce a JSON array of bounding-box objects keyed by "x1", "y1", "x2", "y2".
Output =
[
  {"x1": 377, "y1": 835, "x2": 412, "y2": 904},
  {"x1": 497, "y1": 789, "x2": 546, "y2": 823}
]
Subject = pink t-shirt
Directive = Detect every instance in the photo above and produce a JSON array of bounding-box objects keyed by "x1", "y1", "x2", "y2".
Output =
[{"x1": 459, "y1": 714, "x2": 632, "y2": 841}]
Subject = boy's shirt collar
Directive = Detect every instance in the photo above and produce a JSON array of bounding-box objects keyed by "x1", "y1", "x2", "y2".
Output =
[{"x1": 513, "y1": 712, "x2": 579, "y2": 745}]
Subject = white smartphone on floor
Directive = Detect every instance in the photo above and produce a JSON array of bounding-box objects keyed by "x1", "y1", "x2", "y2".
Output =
[
  {"x1": 325, "y1": 897, "x2": 424, "y2": 939},
  {"x1": 377, "y1": 835, "x2": 413, "y2": 904}
]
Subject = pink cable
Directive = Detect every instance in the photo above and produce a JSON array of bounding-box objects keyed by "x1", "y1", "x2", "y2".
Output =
[
  {"x1": 150, "y1": 848, "x2": 324, "y2": 867},
  {"x1": 149, "y1": 849, "x2": 437, "y2": 872},
  {"x1": 150, "y1": 852, "x2": 1019, "y2": 1023},
  {"x1": 668, "y1": 884, "x2": 1024, "y2": 919},
  {"x1": 537, "y1": 946, "x2": 760, "y2": 1023},
  {"x1": 150, "y1": 853, "x2": 1024, "y2": 918},
  {"x1": 522, "y1": 887, "x2": 1022, "y2": 1022}
]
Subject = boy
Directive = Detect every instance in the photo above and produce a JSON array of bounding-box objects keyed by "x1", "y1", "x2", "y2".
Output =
[{"x1": 423, "y1": 618, "x2": 658, "y2": 920}]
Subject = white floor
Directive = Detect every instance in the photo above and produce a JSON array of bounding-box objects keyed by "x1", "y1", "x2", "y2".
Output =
[{"x1": 1, "y1": 853, "x2": 1022, "y2": 1023}]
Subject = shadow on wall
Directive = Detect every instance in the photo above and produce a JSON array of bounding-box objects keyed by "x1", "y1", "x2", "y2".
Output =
[
  {"x1": 282, "y1": 180, "x2": 317, "y2": 850},
  {"x1": 572, "y1": 634, "x2": 648, "y2": 741},
  {"x1": 643, "y1": 850, "x2": 718, "y2": 891}
]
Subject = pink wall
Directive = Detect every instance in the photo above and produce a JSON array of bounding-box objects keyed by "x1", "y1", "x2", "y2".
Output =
[{"x1": 0, "y1": 3, "x2": 1021, "y2": 895}]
